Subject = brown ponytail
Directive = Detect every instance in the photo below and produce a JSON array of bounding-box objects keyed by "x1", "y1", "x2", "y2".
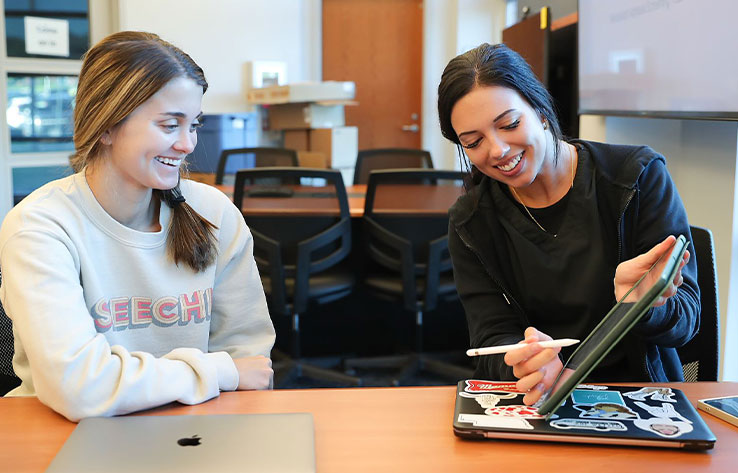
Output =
[
  {"x1": 73, "y1": 31, "x2": 218, "y2": 272},
  {"x1": 157, "y1": 186, "x2": 217, "y2": 272}
]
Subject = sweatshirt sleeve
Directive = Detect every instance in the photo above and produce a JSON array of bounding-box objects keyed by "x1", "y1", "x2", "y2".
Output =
[
  {"x1": 0, "y1": 229, "x2": 236, "y2": 422},
  {"x1": 207, "y1": 203, "x2": 276, "y2": 360},
  {"x1": 629, "y1": 158, "x2": 700, "y2": 347},
  {"x1": 448, "y1": 224, "x2": 519, "y2": 380}
]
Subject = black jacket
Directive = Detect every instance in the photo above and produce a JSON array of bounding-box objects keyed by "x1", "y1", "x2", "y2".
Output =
[{"x1": 448, "y1": 140, "x2": 700, "y2": 382}]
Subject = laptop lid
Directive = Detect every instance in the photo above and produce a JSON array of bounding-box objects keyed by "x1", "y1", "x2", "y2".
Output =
[
  {"x1": 537, "y1": 234, "x2": 689, "y2": 418},
  {"x1": 45, "y1": 412, "x2": 316, "y2": 473},
  {"x1": 453, "y1": 381, "x2": 715, "y2": 449}
]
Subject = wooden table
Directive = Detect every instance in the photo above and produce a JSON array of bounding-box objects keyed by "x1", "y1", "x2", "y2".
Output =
[
  {"x1": 215, "y1": 183, "x2": 463, "y2": 217},
  {"x1": 2, "y1": 383, "x2": 737, "y2": 472}
]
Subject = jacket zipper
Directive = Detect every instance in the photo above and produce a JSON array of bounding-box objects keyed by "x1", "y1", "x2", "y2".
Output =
[
  {"x1": 616, "y1": 189, "x2": 636, "y2": 261},
  {"x1": 454, "y1": 227, "x2": 529, "y2": 326},
  {"x1": 616, "y1": 187, "x2": 652, "y2": 380}
]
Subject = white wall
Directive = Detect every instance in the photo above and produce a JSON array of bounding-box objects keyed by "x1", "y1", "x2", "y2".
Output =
[
  {"x1": 580, "y1": 115, "x2": 738, "y2": 381},
  {"x1": 116, "y1": 0, "x2": 320, "y2": 114},
  {"x1": 422, "y1": 0, "x2": 507, "y2": 170}
]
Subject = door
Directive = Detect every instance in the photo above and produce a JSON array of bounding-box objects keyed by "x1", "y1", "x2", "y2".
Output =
[{"x1": 322, "y1": 0, "x2": 423, "y2": 150}]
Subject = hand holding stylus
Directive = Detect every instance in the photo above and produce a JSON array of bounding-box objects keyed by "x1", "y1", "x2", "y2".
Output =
[{"x1": 502, "y1": 327, "x2": 567, "y2": 406}]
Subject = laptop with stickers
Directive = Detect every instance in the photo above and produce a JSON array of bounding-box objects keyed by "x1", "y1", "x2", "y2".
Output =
[
  {"x1": 453, "y1": 381, "x2": 715, "y2": 449},
  {"x1": 45, "y1": 412, "x2": 316, "y2": 472},
  {"x1": 453, "y1": 235, "x2": 716, "y2": 449}
]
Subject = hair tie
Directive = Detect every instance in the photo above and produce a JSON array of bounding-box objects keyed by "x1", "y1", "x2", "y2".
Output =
[{"x1": 166, "y1": 185, "x2": 186, "y2": 207}]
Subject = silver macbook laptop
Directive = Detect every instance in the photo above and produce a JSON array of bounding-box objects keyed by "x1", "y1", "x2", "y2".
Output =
[{"x1": 45, "y1": 412, "x2": 316, "y2": 473}]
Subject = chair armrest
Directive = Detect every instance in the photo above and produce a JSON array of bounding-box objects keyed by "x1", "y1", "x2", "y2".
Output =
[
  {"x1": 292, "y1": 218, "x2": 352, "y2": 311},
  {"x1": 424, "y1": 235, "x2": 450, "y2": 311},
  {"x1": 364, "y1": 216, "x2": 417, "y2": 310},
  {"x1": 250, "y1": 228, "x2": 288, "y2": 314}
]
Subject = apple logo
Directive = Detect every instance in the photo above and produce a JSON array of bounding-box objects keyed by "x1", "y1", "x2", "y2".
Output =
[{"x1": 177, "y1": 435, "x2": 202, "y2": 447}]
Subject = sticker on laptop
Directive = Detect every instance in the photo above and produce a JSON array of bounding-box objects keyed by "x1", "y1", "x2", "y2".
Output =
[
  {"x1": 575, "y1": 384, "x2": 609, "y2": 391},
  {"x1": 484, "y1": 404, "x2": 551, "y2": 419},
  {"x1": 464, "y1": 380, "x2": 524, "y2": 394},
  {"x1": 457, "y1": 413, "x2": 534, "y2": 430},
  {"x1": 623, "y1": 387, "x2": 677, "y2": 403},
  {"x1": 573, "y1": 402, "x2": 639, "y2": 420},
  {"x1": 550, "y1": 418, "x2": 628, "y2": 432},
  {"x1": 633, "y1": 417, "x2": 694, "y2": 438},
  {"x1": 459, "y1": 392, "x2": 519, "y2": 408},
  {"x1": 633, "y1": 401, "x2": 692, "y2": 423},
  {"x1": 571, "y1": 389, "x2": 626, "y2": 406}
]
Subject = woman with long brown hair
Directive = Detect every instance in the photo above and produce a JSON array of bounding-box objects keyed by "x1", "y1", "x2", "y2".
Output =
[{"x1": 0, "y1": 32, "x2": 275, "y2": 420}]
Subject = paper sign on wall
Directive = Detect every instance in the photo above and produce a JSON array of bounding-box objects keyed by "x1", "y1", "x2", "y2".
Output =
[{"x1": 24, "y1": 16, "x2": 70, "y2": 57}]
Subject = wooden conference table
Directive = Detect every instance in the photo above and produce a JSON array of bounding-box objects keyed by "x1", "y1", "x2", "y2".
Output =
[
  {"x1": 2, "y1": 382, "x2": 737, "y2": 472},
  {"x1": 216, "y1": 183, "x2": 462, "y2": 217}
]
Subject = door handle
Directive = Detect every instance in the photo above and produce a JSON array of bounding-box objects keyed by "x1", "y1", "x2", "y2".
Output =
[{"x1": 401, "y1": 124, "x2": 419, "y2": 133}]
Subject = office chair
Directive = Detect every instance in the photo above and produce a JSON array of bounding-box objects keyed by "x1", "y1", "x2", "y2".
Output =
[
  {"x1": 233, "y1": 167, "x2": 361, "y2": 387},
  {"x1": 215, "y1": 147, "x2": 299, "y2": 185},
  {"x1": 353, "y1": 148, "x2": 433, "y2": 185},
  {"x1": 344, "y1": 169, "x2": 474, "y2": 385},
  {"x1": 0, "y1": 270, "x2": 21, "y2": 396},
  {"x1": 678, "y1": 225, "x2": 720, "y2": 382}
]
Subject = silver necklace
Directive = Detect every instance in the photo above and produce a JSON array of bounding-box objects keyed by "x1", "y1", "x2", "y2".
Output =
[{"x1": 509, "y1": 146, "x2": 576, "y2": 238}]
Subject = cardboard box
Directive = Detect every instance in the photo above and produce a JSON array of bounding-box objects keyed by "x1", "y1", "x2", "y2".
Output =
[
  {"x1": 309, "y1": 127, "x2": 358, "y2": 168},
  {"x1": 284, "y1": 130, "x2": 310, "y2": 151},
  {"x1": 269, "y1": 102, "x2": 345, "y2": 130},
  {"x1": 248, "y1": 81, "x2": 356, "y2": 104},
  {"x1": 297, "y1": 151, "x2": 328, "y2": 169}
]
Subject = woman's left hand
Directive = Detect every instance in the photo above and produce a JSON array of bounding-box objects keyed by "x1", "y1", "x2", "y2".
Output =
[{"x1": 614, "y1": 235, "x2": 689, "y2": 306}]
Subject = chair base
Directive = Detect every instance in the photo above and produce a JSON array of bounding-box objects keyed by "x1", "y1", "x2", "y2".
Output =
[{"x1": 344, "y1": 352, "x2": 474, "y2": 386}]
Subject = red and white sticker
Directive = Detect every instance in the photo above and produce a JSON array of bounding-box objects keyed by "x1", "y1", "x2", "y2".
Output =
[
  {"x1": 464, "y1": 380, "x2": 524, "y2": 394},
  {"x1": 484, "y1": 404, "x2": 547, "y2": 419},
  {"x1": 459, "y1": 392, "x2": 519, "y2": 408}
]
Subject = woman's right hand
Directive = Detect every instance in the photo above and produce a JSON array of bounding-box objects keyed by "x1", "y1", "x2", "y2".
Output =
[
  {"x1": 503, "y1": 327, "x2": 564, "y2": 406},
  {"x1": 233, "y1": 355, "x2": 273, "y2": 390}
]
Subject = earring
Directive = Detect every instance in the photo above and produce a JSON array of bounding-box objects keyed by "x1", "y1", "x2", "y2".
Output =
[{"x1": 542, "y1": 120, "x2": 549, "y2": 130}]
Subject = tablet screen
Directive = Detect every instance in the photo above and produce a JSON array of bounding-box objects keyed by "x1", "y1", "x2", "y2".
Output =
[{"x1": 537, "y1": 235, "x2": 688, "y2": 418}]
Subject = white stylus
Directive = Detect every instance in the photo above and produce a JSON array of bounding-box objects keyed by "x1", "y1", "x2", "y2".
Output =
[{"x1": 466, "y1": 338, "x2": 580, "y2": 357}]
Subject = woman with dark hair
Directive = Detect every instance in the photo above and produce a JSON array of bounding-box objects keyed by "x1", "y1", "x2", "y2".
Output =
[
  {"x1": 439, "y1": 43, "x2": 698, "y2": 405},
  {"x1": 0, "y1": 32, "x2": 275, "y2": 420}
]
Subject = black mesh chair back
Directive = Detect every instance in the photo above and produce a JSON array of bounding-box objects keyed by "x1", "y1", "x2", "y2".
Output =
[
  {"x1": 363, "y1": 169, "x2": 464, "y2": 313},
  {"x1": 215, "y1": 147, "x2": 299, "y2": 185},
  {"x1": 344, "y1": 169, "x2": 472, "y2": 384},
  {"x1": 678, "y1": 225, "x2": 720, "y2": 381},
  {"x1": 233, "y1": 167, "x2": 359, "y2": 386},
  {"x1": 234, "y1": 167, "x2": 352, "y2": 315},
  {"x1": 0, "y1": 270, "x2": 21, "y2": 395},
  {"x1": 353, "y1": 148, "x2": 433, "y2": 185}
]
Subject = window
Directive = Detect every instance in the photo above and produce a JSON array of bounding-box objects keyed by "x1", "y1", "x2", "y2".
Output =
[
  {"x1": 4, "y1": 0, "x2": 89, "y2": 59},
  {"x1": 6, "y1": 73, "x2": 77, "y2": 153}
]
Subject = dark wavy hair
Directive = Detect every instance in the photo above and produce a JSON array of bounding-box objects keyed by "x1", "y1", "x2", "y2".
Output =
[
  {"x1": 437, "y1": 43, "x2": 563, "y2": 187},
  {"x1": 72, "y1": 31, "x2": 217, "y2": 272}
]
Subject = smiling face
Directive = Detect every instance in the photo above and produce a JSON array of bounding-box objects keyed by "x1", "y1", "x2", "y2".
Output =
[
  {"x1": 450, "y1": 85, "x2": 552, "y2": 189},
  {"x1": 101, "y1": 76, "x2": 204, "y2": 194}
]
